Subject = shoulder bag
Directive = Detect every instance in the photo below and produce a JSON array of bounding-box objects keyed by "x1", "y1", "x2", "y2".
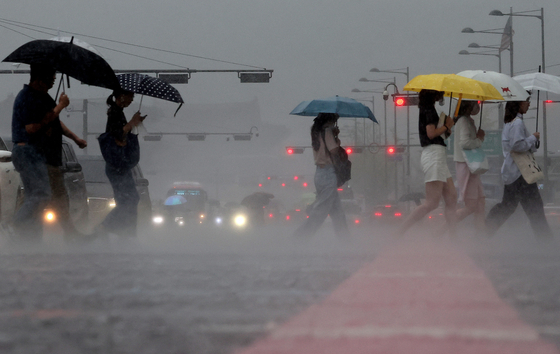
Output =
[
  {"x1": 510, "y1": 150, "x2": 543, "y2": 184},
  {"x1": 508, "y1": 117, "x2": 543, "y2": 184},
  {"x1": 462, "y1": 148, "x2": 489, "y2": 175},
  {"x1": 322, "y1": 131, "x2": 351, "y2": 187},
  {"x1": 98, "y1": 131, "x2": 140, "y2": 171}
]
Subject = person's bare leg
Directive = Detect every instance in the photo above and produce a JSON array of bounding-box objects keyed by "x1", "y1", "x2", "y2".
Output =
[{"x1": 395, "y1": 181, "x2": 443, "y2": 236}]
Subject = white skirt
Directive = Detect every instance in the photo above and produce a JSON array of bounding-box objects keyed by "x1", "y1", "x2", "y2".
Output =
[{"x1": 421, "y1": 144, "x2": 452, "y2": 183}]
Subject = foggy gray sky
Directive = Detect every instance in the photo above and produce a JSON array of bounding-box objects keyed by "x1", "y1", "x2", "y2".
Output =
[{"x1": 1, "y1": 0, "x2": 560, "y2": 201}]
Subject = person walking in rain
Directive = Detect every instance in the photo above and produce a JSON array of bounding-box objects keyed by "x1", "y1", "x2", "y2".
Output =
[
  {"x1": 294, "y1": 113, "x2": 348, "y2": 238},
  {"x1": 95, "y1": 89, "x2": 145, "y2": 238},
  {"x1": 395, "y1": 89, "x2": 457, "y2": 236},
  {"x1": 10, "y1": 64, "x2": 89, "y2": 243},
  {"x1": 485, "y1": 98, "x2": 552, "y2": 238},
  {"x1": 452, "y1": 100, "x2": 486, "y2": 232},
  {"x1": 10, "y1": 64, "x2": 69, "y2": 241}
]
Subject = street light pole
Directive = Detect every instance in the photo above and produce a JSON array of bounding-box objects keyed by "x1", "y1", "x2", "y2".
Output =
[
  {"x1": 467, "y1": 43, "x2": 503, "y2": 73},
  {"x1": 372, "y1": 67, "x2": 410, "y2": 194},
  {"x1": 384, "y1": 82, "x2": 400, "y2": 200}
]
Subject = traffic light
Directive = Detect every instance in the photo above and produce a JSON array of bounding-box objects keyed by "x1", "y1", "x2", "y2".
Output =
[
  {"x1": 345, "y1": 147, "x2": 363, "y2": 154},
  {"x1": 286, "y1": 147, "x2": 304, "y2": 155},
  {"x1": 392, "y1": 94, "x2": 419, "y2": 107},
  {"x1": 386, "y1": 146, "x2": 406, "y2": 154}
]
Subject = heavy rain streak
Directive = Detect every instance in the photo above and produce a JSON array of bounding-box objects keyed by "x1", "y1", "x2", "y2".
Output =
[{"x1": 1, "y1": 1, "x2": 560, "y2": 353}]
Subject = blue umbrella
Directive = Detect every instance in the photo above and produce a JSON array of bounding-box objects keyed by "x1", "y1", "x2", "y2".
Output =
[
  {"x1": 164, "y1": 195, "x2": 187, "y2": 206},
  {"x1": 290, "y1": 95, "x2": 377, "y2": 123}
]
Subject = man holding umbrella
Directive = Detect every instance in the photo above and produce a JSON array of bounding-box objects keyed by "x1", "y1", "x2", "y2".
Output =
[{"x1": 11, "y1": 64, "x2": 87, "y2": 242}]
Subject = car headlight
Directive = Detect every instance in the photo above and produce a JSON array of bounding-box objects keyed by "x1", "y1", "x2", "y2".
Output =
[
  {"x1": 152, "y1": 216, "x2": 164, "y2": 224},
  {"x1": 44, "y1": 210, "x2": 57, "y2": 223},
  {"x1": 108, "y1": 198, "x2": 116, "y2": 208},
  {"x1": 233, "y1": 214, "x2": 247, "y2": 227}
]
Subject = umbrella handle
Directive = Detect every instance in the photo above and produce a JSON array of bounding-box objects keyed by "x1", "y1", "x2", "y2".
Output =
[
  {"x1": 453, "y1": 94, "x2": 463, "y2": 118},
  {"x1": 138, "y1": 95, "x2": 144, "y2": 112},
  {"x1": 55, "y1": 74, "x2": 64, "y2": 99},
  {"x1": 536, "y1": 140, "x2": 540, "y2": 149}
]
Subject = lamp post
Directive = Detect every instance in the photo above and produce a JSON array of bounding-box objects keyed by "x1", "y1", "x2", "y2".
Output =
[
  {"x1": 458, "y1": 49, "x2": 502, "y2": 73},
  {"x1": 351, "y1": 88, "x2": 384, "y2": 144},
  {"x1": 383, "y1": 83, "x2": 400, "y2": 200},
  {"x1": 468, "y1": 43, "x2": 503, "y2": 72},
  {"x1": 489, "y1": 8, "x2": 545, "y2": 73},
  {"x1": 490, "y1": 8, "x2": 549, "y2": 189},
  {"x1": 371, "y1": 67, "x2": 411, "y2": 194},
  {"x1": 461, "y1": 26, "x2": 510, "y2": 74}
]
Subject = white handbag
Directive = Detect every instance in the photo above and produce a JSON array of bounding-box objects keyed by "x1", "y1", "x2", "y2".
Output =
[
  {"x1": 462, "y1": 148, "x2": 489, "y2": 175},
  {"x1": 510, "y1": 150, "x2": 544, "y2": 184}
]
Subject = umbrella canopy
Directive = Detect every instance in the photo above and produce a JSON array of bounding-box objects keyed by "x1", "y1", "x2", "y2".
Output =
[
  {"x1": 117, "y1": 73, "x2": 184, "y2": 103},
  {"x1": 164, "y1": 195, "x2": 187, "y2": 206},
  {"x1": 241, "y1": 192, "x2": 274, "y2": 209},
  {"x1": 457, "y1": 70, "x2": 530, "y2": 101},
  {"x1": 290, "y1": 95, "x2": 378, "y2": 123},
  {"x1": 117, "y1": 73, "x2": 184, "y2": 116},
  {"x1": 513, "y1": 73, "x2": 560, "y2": 95},
  {"x1": 403, "y1": 74, "x2": 504, "y2": 101},
  {"x1": 49, "y1": 36, "x2": 103, "y2": 57},
  {"x1": 2, "y1": 38, "x2": 119, "y2": 90}
]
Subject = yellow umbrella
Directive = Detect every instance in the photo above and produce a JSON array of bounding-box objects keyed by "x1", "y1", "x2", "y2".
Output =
[{"x1": 403, "y1": 74, "x2": 504, "y2": 117}]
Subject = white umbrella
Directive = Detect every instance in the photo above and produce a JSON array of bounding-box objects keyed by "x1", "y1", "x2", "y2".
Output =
[
  {"x1": 457, "y1": 70, "x2": 529, "y2": 101},
  {"x1": 456, "y1": 70, "x2": 528, "y2": 129},
  {"x1": 513, "y1": 71, "x2": 560, "y2": 149},
  {"x1": 513, "y1": 72, "x2": 560, "y2": 95}
]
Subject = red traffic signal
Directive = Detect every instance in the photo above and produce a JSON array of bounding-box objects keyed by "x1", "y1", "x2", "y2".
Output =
[
  {"x1": 286, "y1": 147, "x2": 304, "y2": 155},
  {"x1": 346, "y1": 147, "x2": 353, "y2": 154},
  {"x1": 392, "y1": 94, "x2": 419, "y2": 107},
  {"x1": 387, "y1": 146, "x2": 396, "y2": 154}
]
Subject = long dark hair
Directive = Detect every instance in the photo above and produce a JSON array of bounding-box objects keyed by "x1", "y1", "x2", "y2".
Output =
[
  {"x1": 418, "y1": 89, "x2": 444, "y2": 109},
  {"x1": 457, "y1": 100, "x2": 477, "y2": 117},
  {"x1": 504, "y1": 101, "x2": 521, "y2": 124},
  {"x1": 106, "y1": 89, "x2": 132, "y2": 114},
  {"x1": 311, "y1": 113, "x2": 338, "y2": 151}
]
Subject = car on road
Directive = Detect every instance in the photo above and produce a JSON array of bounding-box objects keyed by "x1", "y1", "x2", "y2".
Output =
[
  {"x1": 151, "y1": 181, "x2": 209, "y2": 228},
  {"x1": 0, "y1": 137, "x2": 88, "y2": 230},
  {"x1": 0, "y1": 136, "x2": 22, "y2": 225},
  {"x1": 78, "y1": 155, "x2": 152, "y2": 229}
]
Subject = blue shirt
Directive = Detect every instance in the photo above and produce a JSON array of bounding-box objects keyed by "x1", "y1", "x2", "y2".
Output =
[
  {"x1": 501, "y1": 114, "x2": 538, "y2": 185},
  {"x1": 11, "y1": 84, "x2": 63, "y2": 165}
]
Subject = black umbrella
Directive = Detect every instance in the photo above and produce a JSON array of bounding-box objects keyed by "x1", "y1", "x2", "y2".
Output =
[
  {"x1": 241, "y1": 192, "x2": 274, "y2": 209},
  {"x1": 117, "y1": 73, "x2": 184, "y2": 116},
  {"x1": 2, "y1": 38, "x2": 120, "y2": 91}
]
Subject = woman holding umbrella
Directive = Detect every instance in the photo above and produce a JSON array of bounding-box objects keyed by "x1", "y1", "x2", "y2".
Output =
[
  {"x1": 453, "y1": 100, "x2": 486, "y2": 232},
  {"x1": 485, "y1": 98, "x2": 552, "y2": 238},
  {"x1": 96, "y1": 89, "x2": 146, "y2": 238},
  {"x1": 395, "y1": 89, "x2": 457, "y2": 236},
  {"x1": 294, "y1": 113, "x2": 348, "y2": 238}
]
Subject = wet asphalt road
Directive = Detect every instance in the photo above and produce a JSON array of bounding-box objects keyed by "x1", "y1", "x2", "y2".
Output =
[{"x1": 0, "y1": 220, "x2": 560, "y2": 354}]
